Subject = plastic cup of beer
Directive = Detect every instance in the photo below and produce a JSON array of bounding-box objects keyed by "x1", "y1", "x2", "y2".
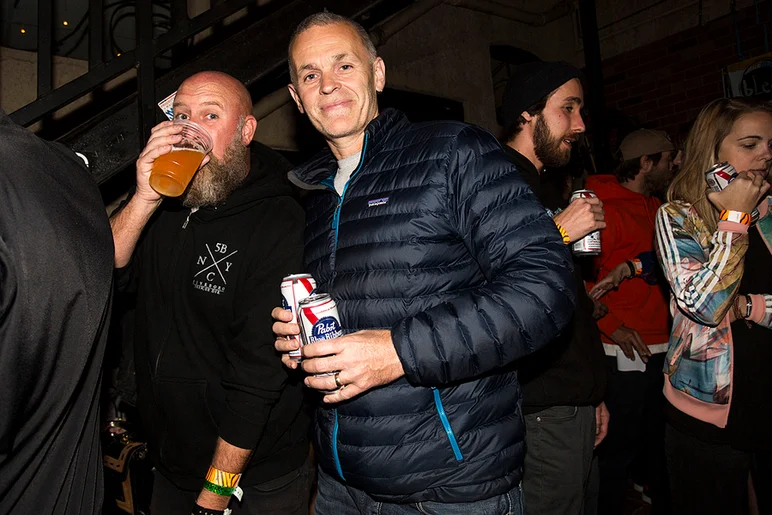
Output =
[{"x1": 149, "y1": 120, "x2": 213, "y2": 197}]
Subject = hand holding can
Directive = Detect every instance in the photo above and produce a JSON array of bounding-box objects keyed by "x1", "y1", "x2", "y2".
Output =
[
  {"x1": 569, "y1": 190, "x2": 602, "y2": 256},
  {"x1": 280, "y1": 274, "x2": 317, "y2": 361}
]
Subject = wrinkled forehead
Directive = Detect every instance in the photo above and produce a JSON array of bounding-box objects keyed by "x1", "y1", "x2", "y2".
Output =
[{"x1": 290, "y1": 23, "x2": 366, "y2": 67}]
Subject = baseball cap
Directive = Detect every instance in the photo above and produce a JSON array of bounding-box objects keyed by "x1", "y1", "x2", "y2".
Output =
[
  {"x1": 619, "y1": 129, "x2": 674, "y2": 161},
  {"x1": 500, "y1": 61, "x2": 581, "y2": 127}
]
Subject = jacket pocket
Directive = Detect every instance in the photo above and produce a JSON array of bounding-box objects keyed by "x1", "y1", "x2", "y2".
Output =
[
  {"x1": 154, "y1": 378, "x2": 219, "y2": 475},
  {"x1": 432, "y1": 387, "x2": 463, "y2": 461}
]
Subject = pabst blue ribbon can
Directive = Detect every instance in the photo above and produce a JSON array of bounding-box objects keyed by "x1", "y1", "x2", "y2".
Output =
[
  {"x1": 705, "y1": 162, "x2": 760, "y2": 224},
  {"x1": 298, "y1": 293, "x2": 343, "y2": 388},
  {"x1": 705, "y1": 162, "x2": 739, "y2": 192},
  {"x1": 570, "y1": 189, "x2": 602, "y2": 256},
  {"x1": 281, "y1": 274, "x2": 317, "y2": 360}
]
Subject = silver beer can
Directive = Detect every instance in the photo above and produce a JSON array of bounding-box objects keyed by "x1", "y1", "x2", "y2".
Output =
[
  {"x1": 281, "y1": 274, "x2": 317, "y2": 360},
  {"x1": 570, "y1": 189, "x2": 602, "y2": 256},
  {"x1": 705, "y1": 162, "x2": 739, "y2": 193},
  {"x1": 298, "y1": 293, "x2": 343, "y2": 391},
  {"x1": 705, "y1": 162, "x2": 759, "y2": 224}
]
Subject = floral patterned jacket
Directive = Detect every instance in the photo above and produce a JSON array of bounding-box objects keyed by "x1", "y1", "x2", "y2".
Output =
[{"x1": 655, "y1": 198, "x2": 772, "y2": 427}]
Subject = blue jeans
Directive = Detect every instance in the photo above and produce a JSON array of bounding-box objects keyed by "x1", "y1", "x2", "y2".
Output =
[{"x1": 314, "y1": 466, "x2": 523, "y2": 515}]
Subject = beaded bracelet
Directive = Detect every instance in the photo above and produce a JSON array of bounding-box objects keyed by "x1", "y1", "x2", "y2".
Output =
[
  {"x1": 555, "y1": 222, "x2": 570, "y2": 244},
  {"x1": 719, "y1": 209, "x2": 751, "y2": 226}
]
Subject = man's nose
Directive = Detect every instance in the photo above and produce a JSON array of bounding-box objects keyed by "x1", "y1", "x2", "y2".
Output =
[
  {"x1": 573, "y1": 113, "x2": 586, "y2": 134},
  {"x1": 320, "y1": 73, "x2": 339, "y2": 95}
]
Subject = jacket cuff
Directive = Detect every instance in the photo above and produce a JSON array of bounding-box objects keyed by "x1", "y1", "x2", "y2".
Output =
[
  {"x1": 597, "y1": 312, "x2": 624, "y2": 339},
  {"x1": 390, "y1": 323, "x2": 421, "y2": 385},
  {"x1": 717, "y1": 221, "x2": 749, "y2": 234}
]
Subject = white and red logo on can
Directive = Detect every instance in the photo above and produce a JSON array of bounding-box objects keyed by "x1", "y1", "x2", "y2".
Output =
[
  {"x1": 281, "y1": 274, "x2": 316, "y2": 360},
  {"x1": 705, "y1": 162, "x2": 740, "y2": 192},
  {"x1": 298, "y1": 293, "x2": 343, "y2": 388},
  {"x1": 569, "y1": 189, "x2": 602, "y2": 256},
  {"x1": 705, "y1": 162, "x2": 760, "y2": 224}
]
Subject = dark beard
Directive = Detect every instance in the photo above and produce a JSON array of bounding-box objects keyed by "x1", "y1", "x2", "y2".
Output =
[
  {"x1": 182, "y1": 139, "x2": 249, "y2": 208},
  {"x1": 643, "y1": 168, "x2": 670, "y2": 197},
  {"x1": 533, "y1": 115, "x2": 571, "y2": 168}
]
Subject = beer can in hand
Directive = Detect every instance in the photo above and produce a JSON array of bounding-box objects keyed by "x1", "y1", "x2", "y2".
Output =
[
  {"x1": 570, "y1": 189, "x2": 602, "y2": 256},
  {"x1": 705, "y1": 162, "x2": 760, "y2": 224},
  {"x1": 281, "y1": 274, "x2": 317, "y2": 361},
  {"x1": 298, "y1": 293, "x2": 343, "y2": 392}
]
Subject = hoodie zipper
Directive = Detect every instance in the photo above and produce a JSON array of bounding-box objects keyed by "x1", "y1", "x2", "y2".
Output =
[
  {"x1": 329, "y1": 133, "x2": 369, "y2": 482},
  {"x1": 153, "y1": 207, "x2": 197, "y2": 377}
]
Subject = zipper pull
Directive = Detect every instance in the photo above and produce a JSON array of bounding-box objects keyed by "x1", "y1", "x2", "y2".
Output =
[{"x1": 182, "y1": 207, "x2": 199, "y2": 229}]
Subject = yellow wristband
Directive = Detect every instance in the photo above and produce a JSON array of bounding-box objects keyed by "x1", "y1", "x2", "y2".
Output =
[
  {"x1": 555, "y1": 222, "x2": 570, "y2": 244},
  {"x1": 205, "y1": 466, "x2": 241, "y2": 488}
]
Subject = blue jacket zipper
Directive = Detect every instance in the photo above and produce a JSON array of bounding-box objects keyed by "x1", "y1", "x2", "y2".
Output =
[
  {"x1": 329, "y1": 133, "x2": 369, "y2": 482},
  {"x1": 329, "y1": 133, "x2": 369, "y2": 275},
  {"x1": 332, "y1": 409, "x2": 345, "y2": 480},
  {"x1": 432, "y1": 387, "x2": 464, "y2": 461}
]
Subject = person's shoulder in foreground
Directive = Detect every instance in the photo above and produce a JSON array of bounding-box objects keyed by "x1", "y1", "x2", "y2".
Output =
[{"x1": 0, "y1": 109, "x2": 114, "y2": 514}]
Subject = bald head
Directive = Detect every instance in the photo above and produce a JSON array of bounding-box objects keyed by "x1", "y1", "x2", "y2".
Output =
[
  {"x1": 178, "y1": 71, "x2": 253, "y2": 117},
  {"x1": 172, "y1": 70, "x2": 258, "y2": 161}
]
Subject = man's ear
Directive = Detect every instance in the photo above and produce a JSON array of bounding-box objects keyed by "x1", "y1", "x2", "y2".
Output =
[
  {"x1": 521, "y1": 110, "x2": 534, "y2": 123},
  {"x1": 242, "y1": 115, "x2": 257, "y2": 144},
  {"x1": 288, "y1": 83, "x2": 305, "y2": 114},
  {"x1": 640, "y1": 155, "x2": 654, "y2": 174},
  {"x1": 374, "y1": 57, "x2": 386, "y2": 93}
]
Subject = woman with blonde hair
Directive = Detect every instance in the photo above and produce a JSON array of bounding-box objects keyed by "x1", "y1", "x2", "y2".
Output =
[{"x1": 655, "y1": 97, "x2": 772, "y2": 514}]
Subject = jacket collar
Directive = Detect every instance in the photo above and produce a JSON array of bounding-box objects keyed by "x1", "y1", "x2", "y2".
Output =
[{"x1": 288, "y1": 108, "x2": 409, "y2": 191}]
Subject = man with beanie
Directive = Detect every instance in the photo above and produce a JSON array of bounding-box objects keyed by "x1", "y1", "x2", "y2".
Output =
[
  {"x1": 585, "y1": 129, "x2": 676, "y2": 515},
  {"x1": 500, "y1": 61, "x2": 610, "y2": 515}
]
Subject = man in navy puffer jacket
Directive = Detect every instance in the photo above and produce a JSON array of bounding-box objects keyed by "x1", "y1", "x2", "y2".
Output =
[{"x1": 273, "y1": 12, "x2": 577, "y2": 514}]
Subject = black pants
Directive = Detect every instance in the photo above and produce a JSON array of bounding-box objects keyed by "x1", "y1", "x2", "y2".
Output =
[
  {"x1": 598, "y1": 354, "x2": 669, "y2": 515},
  {"x1": 523, "y1": 405, "x2": 596, "y2": 515},
  {"x1": 666, "y1": 423, "x2": 772, "y2": 515},
  {"x1": 150, "y1": 455, "x2": 314, "y2": 515}
]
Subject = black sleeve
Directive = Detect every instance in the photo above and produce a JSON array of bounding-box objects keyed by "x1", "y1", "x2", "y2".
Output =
[{"x1": 217, "y1": 197, "x2": 306, "y2": 449}]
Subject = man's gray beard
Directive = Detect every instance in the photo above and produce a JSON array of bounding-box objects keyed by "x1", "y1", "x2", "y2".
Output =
[
  {"x1": 182, "y1": 140, "x2": 249, "y2": 208},
  {"x1": 533, "y1": 115, "x2": 572, "y2": 169}
]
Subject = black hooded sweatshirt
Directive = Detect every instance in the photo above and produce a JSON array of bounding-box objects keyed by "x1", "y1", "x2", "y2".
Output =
[
  {"x1": 0, "y1": 110, "x2": 114, "y2": 514},
  {"x1": 503, "y1": 146, "x2": 607, "y2": 412},
  {"x1": 117, "y1": 143, "x2": 310, "y2": 490}
]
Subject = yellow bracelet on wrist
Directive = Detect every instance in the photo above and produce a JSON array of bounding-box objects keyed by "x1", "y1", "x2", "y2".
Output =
[
  {"x1": 555, "y1": 222, "x2": 570, "y2": 244},
  {"x1": 205, "y1": 466, "x2": 241, "y2": 489}
]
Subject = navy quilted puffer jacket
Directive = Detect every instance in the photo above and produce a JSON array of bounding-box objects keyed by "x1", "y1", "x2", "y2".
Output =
[{"x1": 289, "y1": 109, "x2": 576, "y2": 503}]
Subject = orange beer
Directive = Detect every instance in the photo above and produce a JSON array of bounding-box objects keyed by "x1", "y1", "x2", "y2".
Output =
[
  {"x1": 148, "y1": 120, "x2": 213, "y2": 197},
  {"x1": 149, "y1": 149, "x2": 206, "y2": 197}
]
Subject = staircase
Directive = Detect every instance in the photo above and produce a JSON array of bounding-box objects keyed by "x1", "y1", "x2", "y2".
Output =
[{"x1": 7, "y1": 0, "x2": 415, "y2": 186}]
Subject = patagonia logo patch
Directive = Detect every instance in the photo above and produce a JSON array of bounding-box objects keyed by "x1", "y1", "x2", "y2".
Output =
[{"x1": 368, "y1": 197, "x2": 389, "y2": 208}]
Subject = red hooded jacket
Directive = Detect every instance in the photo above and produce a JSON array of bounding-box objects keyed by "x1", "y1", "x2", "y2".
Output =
[{"x1": 585, "y1": 174, "x2": 670, "y2": 350}]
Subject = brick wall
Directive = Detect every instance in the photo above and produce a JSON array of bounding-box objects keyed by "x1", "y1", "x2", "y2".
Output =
[{"x1": 602, "y1": 1, "x2": 772, "y2": 143}]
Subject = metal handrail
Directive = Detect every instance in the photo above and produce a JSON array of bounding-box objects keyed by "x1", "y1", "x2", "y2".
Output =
[{"x1": 8, "y1": 0, "x2": 256, "y2": 131}]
